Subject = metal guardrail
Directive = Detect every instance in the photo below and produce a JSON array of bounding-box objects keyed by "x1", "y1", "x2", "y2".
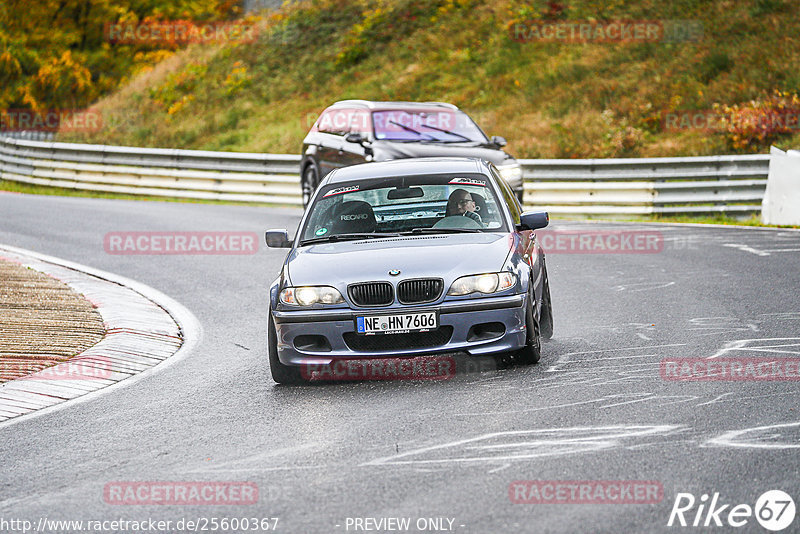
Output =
[
  {"x1": 0, "y1": 137, "x2": 302, "y2": 205},
  {"x1": 0, "y1": 136, "x2": 771, "y2": 216},
  {"x1": 520, "y1": 155, "x2": 771, "y2": 215}
]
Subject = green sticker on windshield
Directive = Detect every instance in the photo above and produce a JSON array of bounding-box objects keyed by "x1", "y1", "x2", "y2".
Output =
[{"x1": 315, "y1": 227, "x2": 328, "y2": 236}]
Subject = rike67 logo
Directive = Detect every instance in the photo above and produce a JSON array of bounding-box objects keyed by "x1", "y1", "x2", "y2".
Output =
[{"x1": 668, "y1": 490, "x2": 796, "y2": 531}]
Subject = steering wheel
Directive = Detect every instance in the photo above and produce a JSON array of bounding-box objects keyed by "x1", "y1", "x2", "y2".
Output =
[{"x1": 432, "y1": 215, "x2": 483, "y2": 230}]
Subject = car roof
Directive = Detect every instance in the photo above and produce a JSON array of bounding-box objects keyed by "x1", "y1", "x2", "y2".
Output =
[
  {"x1": 329, "y1": 100, "x2": 459, "y2": 111},
  {"x1": 325, "y1": 158, "x2": 492, "y2": 184}
]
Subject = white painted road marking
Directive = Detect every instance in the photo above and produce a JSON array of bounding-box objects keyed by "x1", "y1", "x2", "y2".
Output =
[
  {"x1": 362, "y1": 425, "x2": 683, "y2": 466},
  {"x1": 706, "y1": 338, "x2": 800, "y2": 359},
  {"x1": 706, "y1": 422, "x2": 800, "y2": 449}
]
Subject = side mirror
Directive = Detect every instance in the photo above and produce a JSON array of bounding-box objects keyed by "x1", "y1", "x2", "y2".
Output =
[
  {"x1": 517, "y1": 211, "x2": 549, "y2": 231},
  {"x1": 345, "y1": 133, "x2": 365, "y2": 145},
  {"x1": 265, "y1": 229, "x2": 292, "y2": 248},
  {"x1": 491, "y1": 135, "x2": 507, "y2": 147}
]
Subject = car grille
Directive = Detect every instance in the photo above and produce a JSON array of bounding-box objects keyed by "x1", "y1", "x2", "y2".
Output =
[
  {"x1": 343, "y1": 327, "x2": 454, "y2": 352},
  {"x1": 348, "y1": 282, "x2": 394, "y2": 307},
  {"x1": 397, "y1": 279, "x2": 443, "y2": 305}
]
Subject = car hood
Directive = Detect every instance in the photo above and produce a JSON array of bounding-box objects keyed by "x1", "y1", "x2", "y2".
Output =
[
  {"x1": 374, "y1": 141, "x2": 514, "y2": 166},
  {"x1": 286, "y1": 233, "x2": 512, "y2": 286}
]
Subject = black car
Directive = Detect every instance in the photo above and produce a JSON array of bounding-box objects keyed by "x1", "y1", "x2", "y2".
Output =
[{"x1": 299, "y1": 100, "x2": 524, "y2": 206}]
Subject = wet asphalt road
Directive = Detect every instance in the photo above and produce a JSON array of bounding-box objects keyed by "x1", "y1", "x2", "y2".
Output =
[{"x1": 1, "y1": 192, "x2": 799, "y2": 534}]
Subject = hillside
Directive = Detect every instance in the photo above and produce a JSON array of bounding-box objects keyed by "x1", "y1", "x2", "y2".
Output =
[
  {"x1": 59, "y1": 0, "x2": 800, "y2": 158},
  {"x1": 0, "y1": 0, "x2": 243, "y2": 120}
]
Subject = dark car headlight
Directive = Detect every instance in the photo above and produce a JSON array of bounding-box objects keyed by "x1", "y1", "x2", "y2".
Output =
[
  {"x1": 280, "y1": 286, "x2": 344, "y2": 306},
  {"x1": 447, "y1": 273, "x2": 517, "y2": 296}
]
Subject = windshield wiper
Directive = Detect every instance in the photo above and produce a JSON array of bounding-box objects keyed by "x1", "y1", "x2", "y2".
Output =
[
  {"x1": 400, "y1": 228, "x2": 482, "y2": 235},
  {"x1": 388, "y1": 121, "x2": 436, "y2": 141},
  {"x1": 299, "y1": 232, "x2": 401, "y2": 246},
  {"x1": 417, "y1": 123, "x2": 472, "y2": 143}
]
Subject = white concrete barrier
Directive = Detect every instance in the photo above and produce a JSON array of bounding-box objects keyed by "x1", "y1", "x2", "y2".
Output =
[{"x1": 761, "y1": 147, "x2": 800, "y2": 225}]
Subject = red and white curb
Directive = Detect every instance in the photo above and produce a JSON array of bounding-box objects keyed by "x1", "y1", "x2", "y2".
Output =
[{"x1": 0, "y1": 244, "x2": 201, "y2": 426}]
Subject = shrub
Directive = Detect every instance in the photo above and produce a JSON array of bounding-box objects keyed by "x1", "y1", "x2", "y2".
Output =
[{"x1": 714, "y1": 90, "x2": 800, "y2": 152}]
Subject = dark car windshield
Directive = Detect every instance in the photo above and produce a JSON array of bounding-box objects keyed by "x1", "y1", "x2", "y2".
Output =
[
  {"x1": 371, "y1": 110, "x2": 489, "y2": 143},
  {"x1": 299, "y1": 173, "x2": 508, "y2": 245}
]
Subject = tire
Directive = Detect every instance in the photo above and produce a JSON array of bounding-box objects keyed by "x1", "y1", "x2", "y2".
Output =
[
  {"x1": 268, "y1": 316, "x2": 306, "y2": 384},
  {"x1": 516, "y1": 284, "x2": 542, "y2": 365},
  {"x1": 540, "y1": 265, "x2": 554, "y2": 340},
  {"x1": 301, "y1": 163, "x2": 319, "y2": 208}
]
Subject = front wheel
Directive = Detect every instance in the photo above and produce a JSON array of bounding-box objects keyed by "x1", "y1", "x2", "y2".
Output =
[
  {"x1": 515, "y1": 285, "x2": 542, "y2": 365},
  {"x1": 301, "y1": 163, "x2": 319, "y2": 208},
  {"x1": 268, "y1": 316, "x2": 306, "y2": 384}
]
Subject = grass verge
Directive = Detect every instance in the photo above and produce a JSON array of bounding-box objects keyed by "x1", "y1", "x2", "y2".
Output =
[
  {"x1": 0, "y1": 179, "x2": 296, "y2": 209},
  {"x1": 60, "y1": 0, "x2": 800, "y2": 158}
]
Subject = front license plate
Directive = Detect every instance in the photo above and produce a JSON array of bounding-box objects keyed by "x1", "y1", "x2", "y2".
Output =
[{"x1": 356, "y1": 311, "x2": 438, "y2": 335}]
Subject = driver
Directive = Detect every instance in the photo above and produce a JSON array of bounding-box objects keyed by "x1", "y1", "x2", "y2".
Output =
[{"x1": 446, "y1": 188, "x2": 482, "y2": 224}]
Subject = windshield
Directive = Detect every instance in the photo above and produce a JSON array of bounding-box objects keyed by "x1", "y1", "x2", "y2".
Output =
[
  {"x1": 371, "y1": 110, "x2": 488, "y2": 143},
  {"x1": 300, "y1": 173, "x2": 508, "y2": 245}
]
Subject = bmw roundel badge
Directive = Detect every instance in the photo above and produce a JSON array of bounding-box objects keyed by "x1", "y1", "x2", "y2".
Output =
[{"x1": 389, "y1": 269, "x2": 401, "y2": 276}]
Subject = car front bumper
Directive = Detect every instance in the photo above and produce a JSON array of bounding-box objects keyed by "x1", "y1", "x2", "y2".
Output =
[{"x1": 272, "y1": 293, "x2": 527, "y2": 365}]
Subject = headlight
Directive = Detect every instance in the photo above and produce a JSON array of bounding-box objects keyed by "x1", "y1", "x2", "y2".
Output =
[
  {"x1": 447, "y1": 272, "x2": 517, "y2": 296},
  {"x1": 280, "y1": 286, "x2": 344, "y2": 306},
  {"x1": 498, "y1": 163, "x2": 523, "y2": 182}
]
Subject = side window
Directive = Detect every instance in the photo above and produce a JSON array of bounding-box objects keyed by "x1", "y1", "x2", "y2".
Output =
[
  {"x1": 315, "y1": 109, "x2": 350, "y2": 136},
  {"x1": 492, "y1": 167, "x2": 521, "y2": 225}
]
